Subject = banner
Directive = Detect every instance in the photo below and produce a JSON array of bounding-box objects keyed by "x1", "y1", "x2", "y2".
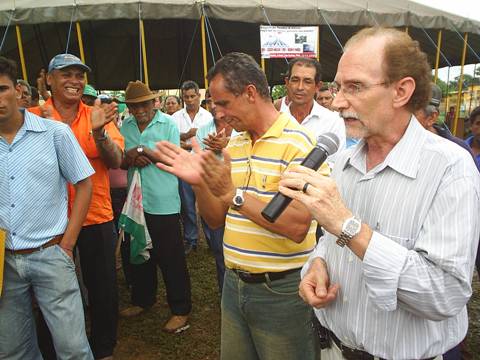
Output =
[{"x1": 260, "y1": 25, "x2": 318, "y2": 59}]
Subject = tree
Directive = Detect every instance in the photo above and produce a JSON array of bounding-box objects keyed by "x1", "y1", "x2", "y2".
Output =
[{"x1": 271, "y1": 85, "x2": 286, "y2": 100}]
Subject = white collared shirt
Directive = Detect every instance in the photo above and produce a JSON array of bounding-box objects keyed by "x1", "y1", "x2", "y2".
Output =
[
  {"x1": 284, "y1": 101, "x2": 346, "y2": 163},
  {"x1": 171, "y1": 107, "x2": 213, "y2": 135},
  {"x1": 302, "y1": 117, "x2": 480, "y2": 359}
]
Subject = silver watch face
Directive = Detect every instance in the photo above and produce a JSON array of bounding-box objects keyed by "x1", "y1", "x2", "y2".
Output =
[
  {"x1": 233, "y1": 195, "x2": 244, "y2": 207},
  {"x1": 344, "y1": 218, "x2": 361, "y2": 237}
]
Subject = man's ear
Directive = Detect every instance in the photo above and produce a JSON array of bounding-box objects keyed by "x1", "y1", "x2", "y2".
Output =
[
  {"x1": 15, "y1": 83, "x2": 22, "y2": 99},
  {"x1": 392, "y1": 77, "x2": 415, "y2": 109},
  {"x1": 244, "y1": 84, "x2": 257, "y2": 102}
]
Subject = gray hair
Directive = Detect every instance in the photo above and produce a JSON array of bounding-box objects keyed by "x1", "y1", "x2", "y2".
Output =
[{"x1": 17, "y1": 79, "x2": 31, "y2": 95}]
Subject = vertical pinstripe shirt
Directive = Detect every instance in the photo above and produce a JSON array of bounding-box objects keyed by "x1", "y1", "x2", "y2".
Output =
[
  {"x1": 303, "y1": 117, "x2": 480, "y2": 359},
  {"x1": 0, "y1": 110, "x2": 94, "y2": 250}
]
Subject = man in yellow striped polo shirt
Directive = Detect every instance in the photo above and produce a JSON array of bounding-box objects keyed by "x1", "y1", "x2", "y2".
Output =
[{"x1": 156, "y1": 52, "x2": 329, "y2": 360}]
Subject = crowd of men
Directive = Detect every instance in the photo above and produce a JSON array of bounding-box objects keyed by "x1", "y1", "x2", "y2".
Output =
[{"x1": 0, "y1": 26, "x2": 479, "y2": 360}]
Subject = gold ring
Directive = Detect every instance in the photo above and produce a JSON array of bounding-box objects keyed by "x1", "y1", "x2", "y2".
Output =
[{"x1": 302, "y1": 182, "x2": 310, "y2": 193}]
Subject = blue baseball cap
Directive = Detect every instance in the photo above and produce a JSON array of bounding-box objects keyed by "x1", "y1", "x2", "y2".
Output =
[{"x1": 48, "y1": 53, "x2": 91, "y2": 73}]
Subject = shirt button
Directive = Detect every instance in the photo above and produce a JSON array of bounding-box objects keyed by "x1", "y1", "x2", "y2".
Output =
[
  {"x1": 12, "y1": 232, "x2": 16, "y2": 236},
  {"x1": 11, "y1": 204, "x2": 15, "y2": 208},
  {"x1": 9, "y1": 148, "x2": 12, "y2": 152},
  {"x1": 343, "y1": 296, "x2": 348, "y2": 303},
  {"x1": 10, "y1": 176, "x2": 14, "y2": 180},
  {"x1": 348, "y1": 256, "x2": 354, "y2": 262}
]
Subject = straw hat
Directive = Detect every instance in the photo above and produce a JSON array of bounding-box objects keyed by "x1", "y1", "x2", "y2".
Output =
[{"x1": 124, "y1": 81, "x2": 159, "y2": 104}]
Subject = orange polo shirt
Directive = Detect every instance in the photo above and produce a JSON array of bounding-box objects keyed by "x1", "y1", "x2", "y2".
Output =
[{"x1": 29, "y1": 98, "x2": 125, "y2": 226}]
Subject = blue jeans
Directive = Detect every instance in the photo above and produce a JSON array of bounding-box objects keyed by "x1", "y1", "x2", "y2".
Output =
[
  {"x1": 0, "y1": 245, "x2": 93, "y2": 360},
  {"x1": 179, "y1": 180, "x2": 198, "y2": 246},
  {"x1": 221, "y1": 269, "x2": 316, "y2": 360},
  {"x1": 202, "y1": 219, "x2": 225, "y2": 294}
]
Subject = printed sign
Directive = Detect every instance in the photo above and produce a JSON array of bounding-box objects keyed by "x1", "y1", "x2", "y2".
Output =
[{"x1": 260, "y1": 25, "x2": 318, "y2": 59}]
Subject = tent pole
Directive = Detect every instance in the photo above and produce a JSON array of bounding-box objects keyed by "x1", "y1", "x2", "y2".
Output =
[
  {"x1": 434, "y1": 30, "x2": 442, "y2": 84},
  {"x1": 140, "y1": 19, "x2": 149, "y2": 87},
  {"x1": 453, "y1": 32, "x2": 468, "y2": 136},
  {"x1": 15, "y1": 25, "x2": 27, "y2": 82},
  {"x1": 201, "y1": 14, "x2": 209, "y2": 89},
  {"x1": 75, "y1": 22, "x2": 88, "y2": 83},
  {"x1": 317, "y1": 26, "x2": 320, "y2": 61}
]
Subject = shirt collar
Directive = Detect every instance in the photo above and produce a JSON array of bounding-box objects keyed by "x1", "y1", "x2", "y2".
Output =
[
  {"x1": 23, "y1": 110, "x2": 47, "y2": 133},
  {"x1": 125, "y1": 109, "x2": 166, "y2": 127},
  {"x1": 242, "y1": 113, "x2": 290, "y2": 142},
  {"x1": 345, "y1": 116, "x2": 427, "y2": 179}
]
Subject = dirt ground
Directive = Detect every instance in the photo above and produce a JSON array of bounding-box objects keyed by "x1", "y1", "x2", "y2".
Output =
[{"x1": 113, "y1": 244, "x2": 480, "y2": 359}]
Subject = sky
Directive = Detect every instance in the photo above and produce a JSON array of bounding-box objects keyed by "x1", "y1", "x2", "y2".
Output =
[{"x1": 411, "y1": 0, "x2": 480, "y2": 82}]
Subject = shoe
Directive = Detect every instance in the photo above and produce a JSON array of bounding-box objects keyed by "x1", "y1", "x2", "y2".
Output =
[
  {"x1": 163, "y1": 315, "x2": 190, "y2": 334},
  {"x1": 119, "y1": 305, "x2": 145, "y2": 318}
]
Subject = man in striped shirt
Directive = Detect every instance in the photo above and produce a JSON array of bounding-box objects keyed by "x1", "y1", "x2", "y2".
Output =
[
  {"x1": 279, "y1": 27, "x2": 480, "y2": 359},
  {"x1": 0, "y1": 57, "x2": 94, "y2": 359},
  {"x1": 156, "y1": 52, "x2": 330, "y2": 360}
]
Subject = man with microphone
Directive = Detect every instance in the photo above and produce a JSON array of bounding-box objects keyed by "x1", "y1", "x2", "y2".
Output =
[
  {"x1": 155, "y1": 52, "x2": 330, "y2": 360},
  {"x1": 279, "y1": 28, "x2": 480, "y2": 359}
]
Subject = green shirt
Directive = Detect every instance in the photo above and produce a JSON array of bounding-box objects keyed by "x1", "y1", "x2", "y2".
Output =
[{"x1": 121, "y1": 111, "x2": 180, "y2": 215}]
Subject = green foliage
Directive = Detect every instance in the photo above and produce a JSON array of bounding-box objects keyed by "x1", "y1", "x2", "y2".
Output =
[{"x1": 271, "y1": 85, "x2": 287, "y2": 100}]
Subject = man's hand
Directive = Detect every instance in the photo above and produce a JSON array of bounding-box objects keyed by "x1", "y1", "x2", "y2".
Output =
[
  {"x1": 200, "y1": 149, "x2": 235, "y2": 206},
  {"x1": 59, "y1": 245, "x2": 74, "y2": 260},
  {"x1": 91, "y1": 99, "x2": 117, "y2": 132},
  {"x1": 155, "y1": 138, "x2": 204, "y2": 185},
  {"x1": 37, "y1": 68, "x2": 50, "y2": 101},
  {"x1": 278, "y1": 165, "x2": 352, "y2": 237},
  {"x1": 134, "y1": 155, "x2": 152, "y2": 168},
  {"x1": 203, "y1": 129, "x2": 229, "y2": 152},
  {"x1": 186, "y1": 128, "x2": 197, "y2": 139},
  {"x1": 299, "y1": 258, "x2": 339, "y2": 308},
  {"x1": 124, "y1": 147, "x2": 140, "y2": 165}
]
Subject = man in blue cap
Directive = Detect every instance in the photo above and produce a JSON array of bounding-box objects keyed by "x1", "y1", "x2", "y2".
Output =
[{"x1": 30, "y1": 53, "x2": 124, "y2": 360}]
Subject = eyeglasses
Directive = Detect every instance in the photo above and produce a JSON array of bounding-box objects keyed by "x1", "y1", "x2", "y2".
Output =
[{"x1": 329, "y1": 81, "x2": 388, "y2": 97}]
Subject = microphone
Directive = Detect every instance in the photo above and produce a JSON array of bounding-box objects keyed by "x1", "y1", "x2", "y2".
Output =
[{"x1": 261, "y1": 132, "x2": 340, "y2": 223}]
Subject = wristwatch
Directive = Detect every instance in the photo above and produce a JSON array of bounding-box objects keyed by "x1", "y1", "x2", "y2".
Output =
[
  {"x1": 136, "y1": 145, "x2": 144, "y2": 154},
  {"x1": 231, "y1": 188, "x2": 245, "y2": 210},
  {"x1": 336, "y1": 216, "x2": 362, "y2": 247},
  {"x1": 95, "y1": 128, "x2": 108, "y2": 141}
]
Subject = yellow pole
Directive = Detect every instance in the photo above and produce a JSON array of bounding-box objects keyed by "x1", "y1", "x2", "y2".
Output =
[
  {"x1": 140, "y1": 19, "x2": 149, "y2": 87},
  {"x1": 434, "y1": 30, "x2": 442, "y2": 84},
  {"x1": 317, "y1": 26, "x2": 320, "y2": 61},
  {"x1": 200, "y1": 15, "x2": 209, "y2": 89},
  {"x1": 15, "y1": 25, "x2": 27, "y2": 82},
  {"x1": 453, "y1": 32, "x2": 468, "y2": 136},
  {"x1": 75, "y1": 22, "x2": 88, "y2": 83},
  {"x1": 261, "y1": 58, "x2": 265, "y2": 73}
]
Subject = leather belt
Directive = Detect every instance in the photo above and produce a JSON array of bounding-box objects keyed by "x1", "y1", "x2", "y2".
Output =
[
  {"x1": 232, "y1": 268, "x2": 300, "y2": 284},
  {"x1": 6, "y1": 235, "x2": 63, "y2": 255},
  {"x1": 327, "y1": 328, "x2": 435, "y2": 360}
]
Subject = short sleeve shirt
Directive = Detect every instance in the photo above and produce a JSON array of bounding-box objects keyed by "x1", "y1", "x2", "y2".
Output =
[
  {"x1": 121, "y1": 111, "x2": 181, "y2": 215},
  {"x1": 0, "y1": 110, "x2": 94, "y2": 249},
  {"x1": 29, "y1": 98, "x2": 125, "y2": 225}
]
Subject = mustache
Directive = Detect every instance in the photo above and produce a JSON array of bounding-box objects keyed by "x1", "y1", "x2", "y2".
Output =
[{"x1": 340, "y1": 111, "x2": 360, "y2": 120}]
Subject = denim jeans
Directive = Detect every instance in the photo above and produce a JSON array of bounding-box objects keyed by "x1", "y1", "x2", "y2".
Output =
[
  {"x1": 221, "y1": 269, "x2": 316, "y2": 360},
  {"x1": 179, "y1": 180, "x2": 198, "y2": 246},
  {"x1": 0, "y1": 245, "x2": 93, "y2": 360},
  {"x1": 202, "y1": 219, "x2": 225, "y2": 294}
]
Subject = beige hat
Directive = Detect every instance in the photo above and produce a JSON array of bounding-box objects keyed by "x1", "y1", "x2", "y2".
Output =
[{"x1": 124, "y1": 80, "x2": 159, "y2": 104}]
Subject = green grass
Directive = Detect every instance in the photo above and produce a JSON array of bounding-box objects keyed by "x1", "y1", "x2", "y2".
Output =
[{"x1": 114, "y1": 239, "x2": 480, "y2": 359}]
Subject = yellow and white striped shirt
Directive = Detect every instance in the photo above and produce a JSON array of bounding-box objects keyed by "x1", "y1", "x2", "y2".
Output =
[{"x1": 224, "y1": 113, "x2": 329, "y2": 273}]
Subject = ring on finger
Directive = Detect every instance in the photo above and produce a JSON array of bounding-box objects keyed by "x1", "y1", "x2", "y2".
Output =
[{"x1": 302, "y1": 182, "x2": 310, "y2": 193}]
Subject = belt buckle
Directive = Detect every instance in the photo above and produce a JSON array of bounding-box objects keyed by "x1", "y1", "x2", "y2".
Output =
[{"x1": 237, "y1": 270, "x2": 253, "y2": 282}]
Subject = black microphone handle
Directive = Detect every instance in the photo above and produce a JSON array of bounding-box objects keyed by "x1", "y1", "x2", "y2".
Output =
[{"x1": 261, "y1": 146, "x2": 329, "y2": 223}]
